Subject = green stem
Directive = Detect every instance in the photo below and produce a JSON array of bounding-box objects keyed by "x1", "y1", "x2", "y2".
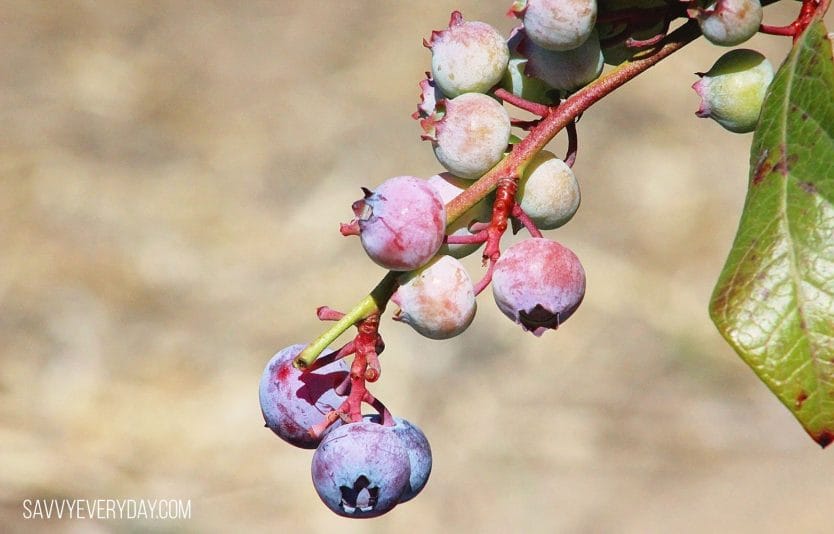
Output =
[
  {"x1": 295, "y1": 20, "x2": 704, "y2": 368},
  {"x1": 294, "y1": 272, "x2": 398, "y2": 369}
]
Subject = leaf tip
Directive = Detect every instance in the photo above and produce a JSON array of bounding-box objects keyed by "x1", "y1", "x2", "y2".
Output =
[{"x1": 813, "y1": 429, "x2": 834, "y2": 449}]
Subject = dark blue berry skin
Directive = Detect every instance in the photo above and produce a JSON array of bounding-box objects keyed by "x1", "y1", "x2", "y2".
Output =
[
  {"x1": 259, "y1": 344, "x2": 348, "y2": 449},
  {"x1": 311, "y1": 419, "x2": 411, "y2": 518}
]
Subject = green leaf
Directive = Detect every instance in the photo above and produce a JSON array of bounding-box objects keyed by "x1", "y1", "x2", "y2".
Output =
[{"x1": 710, "y1": 20, "x2": 834, "y2": 447}]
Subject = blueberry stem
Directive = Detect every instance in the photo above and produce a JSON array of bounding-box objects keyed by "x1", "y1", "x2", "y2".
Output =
[{"x1": 294, "y1": 273, "x2": 397, "y2": 369}]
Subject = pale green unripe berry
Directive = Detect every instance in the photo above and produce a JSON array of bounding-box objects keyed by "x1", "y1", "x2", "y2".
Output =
[
  {"x1": 692, "y1": 49, "x2": 774, "y2": 133},
  {"x1": 518, "y1": 151, "x2": 581, "y2": 229},
  {"x1": 519, "y1": 29, "x2": 604, "y2": 92},
  {"x1": 500, "y1": 52, "x2": 558, "y2": 105},
  {"x1": 696, "y1": 0, "x2": 763, "y2": 47}
]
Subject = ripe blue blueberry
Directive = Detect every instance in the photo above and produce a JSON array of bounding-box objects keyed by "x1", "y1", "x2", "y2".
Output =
[{"x1": 311, "y1": 419, "x2": 411, "y2": 518}]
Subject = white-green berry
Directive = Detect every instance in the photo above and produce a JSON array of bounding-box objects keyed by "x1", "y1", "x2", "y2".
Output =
[
  {"x1": 518, "y1": 151, "x2": 581, "y2": 229},
  {"x1": 692, "y1": 49, "x2": 774, "y2": 133},
  {"x1": 518, "y1": 29, "x2": 604, "y2": 92},
  {"x1": 511, "y1": 0, "x2": 598, "y2": 52},
  {"x1": 428, "y1": 11, "x2": 510, "y2": 98},
  {"x1": 696, "y1": 0, "x2": 763, "y2": 47}
]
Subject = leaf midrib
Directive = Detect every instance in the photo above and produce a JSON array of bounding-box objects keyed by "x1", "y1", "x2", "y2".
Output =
[{"x1": 777, "y1": 32, "x2": 823, "y2": 413}]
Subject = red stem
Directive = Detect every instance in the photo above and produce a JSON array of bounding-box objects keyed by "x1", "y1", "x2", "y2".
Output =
[
  {"x1": 483, "y1": 176, "x2": 518, "y2": 262},
  {"x1": 564, "y1": 120, "x2": 578, "y2": 168},
  {"x1": 495, "y1": 88, "x2": 551, "y2": 117},
  {"x1": 445, "y1": 230, "x2": 488, "y2": 245},
  {"x1": 472, "y1": 258, "x2": 497, "y2": 296},
  {"x1": 758, "y1": 0, "x2": 827, "y2": 41},
  {"x1": 512, "y1": 204, "x2": 543, "y2": 238}
]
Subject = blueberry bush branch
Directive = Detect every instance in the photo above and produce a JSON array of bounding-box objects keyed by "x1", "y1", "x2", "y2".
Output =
[
  {"x1": 262, "y1": 0, "x2": 834, "y2": 519},
  {"x1": 296, "y1": 19, "x2": 704, "y2": 370}
]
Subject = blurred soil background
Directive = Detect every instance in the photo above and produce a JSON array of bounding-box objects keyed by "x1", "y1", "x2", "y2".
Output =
[{"x1": 1, "y1": 1, "x2": 833, "y2": 533}]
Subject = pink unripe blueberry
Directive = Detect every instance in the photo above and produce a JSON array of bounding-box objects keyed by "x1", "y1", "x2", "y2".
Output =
[
  {"x1": 422, "y1": 93, "x2": 511, "y2": 180},
  {"x1": 696, "y1": 0, "x2": 763, "y2": 47},
  {"x1": 259, "y1": 344, "x2": 348, "y2": 449},
  {"x1": 518, "y1": 150, "x2": 580, "y2": 230},
  {"x1": 427, "y1": 173, "x2": 491, "y2": 258},
  {"x1": 511, "y1": 0, "x2": 598, "y2": 51},
  {"x1": 346, "y1": 176, "x2": 446, "y2": 271},
  {"x1": 427, "y1": 11, "x2": 510, "y2": 97},
  {"x1": 692, "y1": 49, "x2": 774, "y2": 133},
  {"x1": 492, "y1": 238, "x2": 586, "y2": 336},
  {"x1": 392, "y1": 255, "x2": 477, "y2": 340}
]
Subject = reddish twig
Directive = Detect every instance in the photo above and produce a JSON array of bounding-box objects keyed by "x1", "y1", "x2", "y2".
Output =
[
  {"x1": 564, "y1": 120, "x2": 578, "y2": 168},
  {"x1": 483, "y1": 175, "x2": 519, "y2": 263},
  {"x1": 472, "y1": 257, "x2": 497, "y2": 296},
  {"x1": 512, "y1": 118, "x2": 542, "y2": 129},
  {"x1": 317, "y1": 306, "x2": 346, "y2": 321},
  {"x1": 511, "y1": 204, "x2": 543, "y2": 238},
  {"x1": 495, "y1": 88, "x2": 551, "y2": 117},
  {"x1": 626, "y1": 16, "x2": 673, "y2": 48},
  {"x1": 758, "y1": 0, "x2": 827, "y2": 41},
  {"x1": 305, "y1": 340, "x2": 356, "y2": 372},
  {"x1": 445, "y1": 230, "x2": 488, "y2": 245}
]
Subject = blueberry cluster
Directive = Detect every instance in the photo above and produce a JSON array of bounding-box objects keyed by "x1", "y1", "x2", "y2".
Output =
[
  {"x1": 259, "y1": 345, "x2": 431, "y2": 518},
  {"x1": 261, "y1": 0, "x2": 784, "y2": 519}
]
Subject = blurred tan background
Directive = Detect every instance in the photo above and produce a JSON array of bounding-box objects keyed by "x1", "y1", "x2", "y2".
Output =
[{"x1": 2, "y1": 1, "x2": 833, "y2": 532}]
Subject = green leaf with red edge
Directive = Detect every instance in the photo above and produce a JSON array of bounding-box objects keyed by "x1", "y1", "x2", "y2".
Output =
[{"x1": 710, "y1": 20, "x2": 834, "y2": 447}]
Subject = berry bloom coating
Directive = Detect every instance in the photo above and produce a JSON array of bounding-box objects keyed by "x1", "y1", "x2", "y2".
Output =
[
  {"x1": 349, "y1": 176, "x2": 446, "y2": 271},
  {"x1": 696, "y1": 0, "x2": 763, "y2": 47},
  {"x1": 392, "y1": 255, "x2": 477, "y2": 340},
  {"x1": 390, "y1": 417, "x2": 432, "y2": 503},
  {"x1": 428, "y1": 173, "x2": 492, "y2": 258},
  {"x1": 518, "y1": 150, "x2": 580, "y2": 230},
  {"x1": 311, "y1": 419, "x2": 411, "y2": 518},
  {"x1": 428, "y1": 11, "x2": 510, "y2": 98},
  {"x1": 492, "y1": 238, "x2": 586, "y2": 336},
  {"x1": 365, "y1": 414, "x2": 432, "y2": 503},
  {"x1": 512, "y1": 0, "x2": 598, "y2": 51},
  {"x1": 424, "y1": 93, "x2": 512, "y2": 180},
  {"x1": 259, "y1": 344, "x2": 348, "y2": 449},
  {"x1": 517, "y1": 29, "x2": 604, "y2": 91},
  {"x1": 692, "y1": 49, "x2": 774, "y2": 134}
]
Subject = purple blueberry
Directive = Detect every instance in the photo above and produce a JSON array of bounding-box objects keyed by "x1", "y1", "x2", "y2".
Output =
[
  {"x1": 492, "y1": 238, "x2": 586, "y2": 336},
  {"x1": 351, "y1": 176, "x2": 446, "y2": 271},
  {"x1": 259, "y1": 344, "x2": 348, "y2": 449},
  {"x1": 391, "y1": 418, "x2": 432, "y2": 502},
  {"x1": 311, "y1": 419, "x2": 411, "y2": 518}
]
